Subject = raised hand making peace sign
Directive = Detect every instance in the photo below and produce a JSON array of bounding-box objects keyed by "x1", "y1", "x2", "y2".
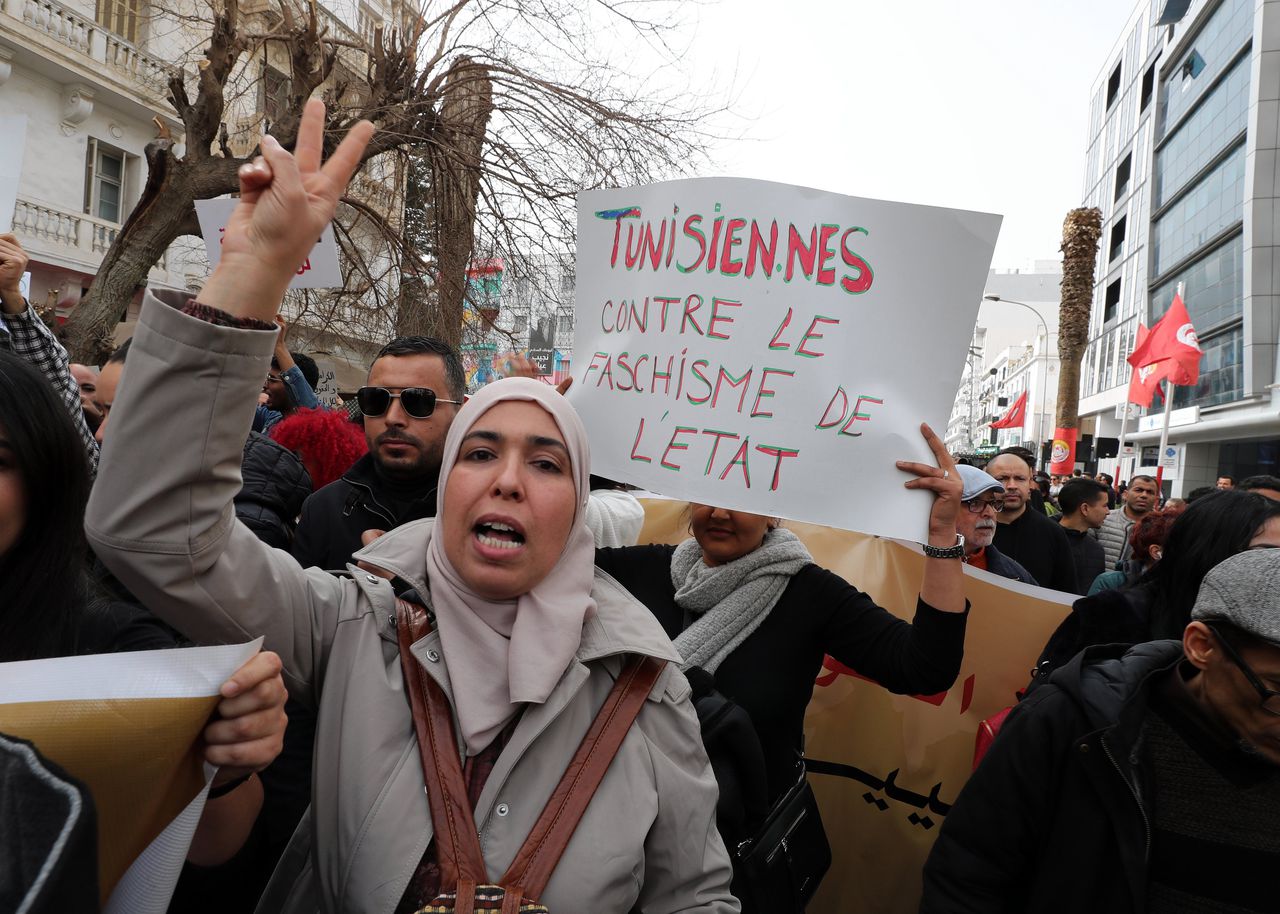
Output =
[{"x1": 197, "y1": 99, "x2": 374, "y2": 321}]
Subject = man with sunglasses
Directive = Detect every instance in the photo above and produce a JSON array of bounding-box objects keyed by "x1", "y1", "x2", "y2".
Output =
[
  {"x1": 954, "y1": 465, "x2": 1035, "y2": 585},
  {"x1": 923, "y1": 548, "x2": 1280, "y2": 913},
  {"x1": 291, "y1": 335, "x2": 466, "y2": 572}
]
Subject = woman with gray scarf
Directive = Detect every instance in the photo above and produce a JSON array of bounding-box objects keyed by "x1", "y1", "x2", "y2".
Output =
[{"x1": 595, "y1": 423, "x2": 969, "y2": 809}]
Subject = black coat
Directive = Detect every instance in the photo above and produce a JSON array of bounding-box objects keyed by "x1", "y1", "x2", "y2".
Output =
[
  {"x1": 291, "y1": 454, "x2": 437, "y2": 571},
  {"x1": 991, "y1": 507, "x2": 1078, "y2": 593},
  {"x1": 1056, "y1": 523, "x2": 1108, "y2": 595},
  {"x1": 595, "y1": 544, "x2": 968, "y2": 801},
  {"x1": 235, "y1": 432, "x2": 312, "y2": 551},
  {"x1": 921, "y1": 640, "x2": 1183, "y2": 914},
  {"x1": 1028, "y1": 583, "x2": 1155, "y2": 692},
  {"x1": 981, "y1": 544, "x2": 1037, "y2": 586}
]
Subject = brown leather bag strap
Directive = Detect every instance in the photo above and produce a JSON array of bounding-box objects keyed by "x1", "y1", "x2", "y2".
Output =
[
  {"x1": 499, "y1": 653, "x2": 667, "y2": 902},
  {"x1": 395, "y1": 597, "x2": 488, "y2": 886}
]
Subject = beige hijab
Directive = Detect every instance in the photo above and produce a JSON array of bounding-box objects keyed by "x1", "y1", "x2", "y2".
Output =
[{"x1": 424, "y1": 378, "x2": 596, "y2": 755}]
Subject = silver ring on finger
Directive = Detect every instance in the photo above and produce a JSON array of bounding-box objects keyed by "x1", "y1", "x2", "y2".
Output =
[{"x1": 941, "y1": 469, "x2": 950, "y2": 480}]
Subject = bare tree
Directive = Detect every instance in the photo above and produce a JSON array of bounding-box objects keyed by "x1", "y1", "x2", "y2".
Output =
[
  {"x1": 64, "y1": 0, "x2": 715, "y2": 363},
  {"x1": 1054, "y1": 206, "x2": 1103, "y2": 453}
]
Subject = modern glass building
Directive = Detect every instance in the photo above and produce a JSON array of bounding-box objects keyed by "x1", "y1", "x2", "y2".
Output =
[{"x1": 1078, "y1": 0, "x2": 1280, "y2": 493}]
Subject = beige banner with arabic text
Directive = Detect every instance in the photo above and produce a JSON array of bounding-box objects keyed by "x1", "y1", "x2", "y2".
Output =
[{"x1": 639, "y1": 500, "x2": 1073, "y2": 913}]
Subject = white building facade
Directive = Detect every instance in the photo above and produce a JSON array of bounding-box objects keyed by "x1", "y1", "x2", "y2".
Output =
[
  {"x1": 1079, "y1": 0, "x2": 1280, "y2": 493},
  {"x1": 1, "y1": 0, "x2": 409, "y2": 367},
  {"x1": 945, "y1": 267, "x2": 1062, "y2": 464}
]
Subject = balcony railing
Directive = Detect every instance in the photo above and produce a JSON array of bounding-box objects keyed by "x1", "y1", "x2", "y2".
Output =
[
  {"x1": 14, "y1": 197, "x2": 168, "y2": 273},
  {"x1": 6, "y1": 0, "x2": 173, "y2": 99}
]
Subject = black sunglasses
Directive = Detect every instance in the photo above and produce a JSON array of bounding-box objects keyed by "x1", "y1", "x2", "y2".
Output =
[
  {"x1": 1208, "y1": 623, "x2": 1280, "y2": 716},
  {"x1": 356, "y1": 386, "x2": 461, "y2": 419}
]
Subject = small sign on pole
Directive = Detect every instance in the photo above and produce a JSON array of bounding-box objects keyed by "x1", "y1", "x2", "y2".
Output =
[{"x1": 195, "y1": 198, "x2": 343, "y2": 288}]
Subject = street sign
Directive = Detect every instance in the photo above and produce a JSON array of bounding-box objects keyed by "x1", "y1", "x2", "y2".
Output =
[{"x1": 1158, "y1": 445, "x2": 1180, "y2": 469}]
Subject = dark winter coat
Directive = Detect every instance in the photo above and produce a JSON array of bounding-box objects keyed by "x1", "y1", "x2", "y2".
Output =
[
  {"x1": 1027, "y1": 584, "x2": 1155, "y2": 691},
  {"x1": 1055, "y1": 522, "x2": 1107, "y2": 595},
  {"x1": 921, "y1": 640, "x2": 1183, "y2": 914},
  {"x1": 290, "y1": 454, "x2": 437, "y2": 571},
  {"x1": 0, "y1": 733, "x2": 99, "y2": 914},
  {"x1": 979, "y1": 544, "x2": 1038, "y2": 586},
  {"x1": 234, "y1": 432, "x2": 312, "y2": 550}
]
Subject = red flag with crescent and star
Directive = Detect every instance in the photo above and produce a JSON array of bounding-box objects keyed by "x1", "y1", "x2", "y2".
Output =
[
  {"x1": 988, "y1": 390, "x2": 1028, "y2": 429},
  {"x1": 1126, "y1": 292, "x2": 1202, "y2": 389}
]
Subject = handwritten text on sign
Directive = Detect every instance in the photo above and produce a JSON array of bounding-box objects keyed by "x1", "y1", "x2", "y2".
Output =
[
  {"x1": 569, "y1": 179, "x2": 1001, "y2": 543},
  {"x1": 195, "y1": 198, "x2": 343, "y2": 289}
]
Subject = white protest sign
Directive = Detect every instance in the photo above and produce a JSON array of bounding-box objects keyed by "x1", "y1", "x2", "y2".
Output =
[
  {"x1": 0, "y1": 114, "x2": 28, "y2": 233},
  {"x1": 312, "y1": 356, "x2": 342, "y2": 408},
  {"x1": 570, "y1": 178, "x2": 1001, "y2": 543},
  {"x1": 195, "y1": 198, "x2": 342, "y2": 288}
]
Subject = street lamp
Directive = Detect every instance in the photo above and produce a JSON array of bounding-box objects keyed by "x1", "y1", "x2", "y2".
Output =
[{"x1": 982, "y1": 294, "x2": 1051, "y2": 456}]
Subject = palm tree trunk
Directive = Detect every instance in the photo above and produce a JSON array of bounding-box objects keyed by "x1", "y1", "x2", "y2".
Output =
[{"x1": 1051, "y1": 206, "x2": 1103, "y2": 471}]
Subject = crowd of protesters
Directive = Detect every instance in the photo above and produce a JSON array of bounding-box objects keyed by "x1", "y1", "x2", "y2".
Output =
[{"x1": 5, "y1": 101, "x2": 1280, "y2": 914}]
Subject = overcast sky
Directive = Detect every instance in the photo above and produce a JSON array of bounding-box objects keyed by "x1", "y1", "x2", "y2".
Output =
[{"x1": 664, "y1": 0, "x2": 1137, "y2": 272}]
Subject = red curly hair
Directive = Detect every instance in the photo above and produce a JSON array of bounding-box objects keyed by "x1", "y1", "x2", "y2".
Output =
[{"x1": 269, "y1": 407, "x2": 368, "y2": 491}]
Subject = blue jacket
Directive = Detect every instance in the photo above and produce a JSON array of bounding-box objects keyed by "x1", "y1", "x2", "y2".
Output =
[{"x1": 254, "y1": 364, "x2": 321, "y2": 432}]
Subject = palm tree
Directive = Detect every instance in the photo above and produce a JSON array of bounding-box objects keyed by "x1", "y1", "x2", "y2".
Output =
[{"x1": 1053, "y1": 206, "x2": 1102, "y2": 467}]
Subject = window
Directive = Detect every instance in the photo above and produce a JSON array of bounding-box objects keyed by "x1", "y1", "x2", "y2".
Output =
[
  {"x1": 357, "y1": 3, "x2": 380, "y2": 47},
  {"x1": 84, "y1": 140, "x2": 127, "y2": 224},
  {"x1": 513, "y1": 313, "x2": 528, "y2": 334},
  {"x1": 262, "y1": 66, "x2": 291, "y2": 126},
  {"x1": 1140, "y1": 59, "x2": 1158, "y2": 112},
  {"x1": 1152, "y1": 143, "x2": 1246, "y2": 276},
  {"x1": 1106, "y1": 61, "x2": 1122, "y2": 109},
  {"x1": 557, "y1": 312, "x2": 573, "y2": 334},
  {"x1": 1103, "y1": 278, "x2": 1121, "y2": 323},
  {"x1": 1114, "y1": 153, "x2": 1132, "y2": 201},
  {"x1": 1180, "y1": 49, "x2": 1206, "y2": 81},
  {"x1": 96, "y1": 0, "x2": 141, "y2": 42},
  {"x1": 1109, "y1": 217, "x2": 1127, "y2": 262}
]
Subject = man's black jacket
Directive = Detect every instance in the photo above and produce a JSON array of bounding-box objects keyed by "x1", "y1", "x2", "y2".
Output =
[
  {"x1": 921, "y1": 640, "x2": 1183, "y2": 913},
  {"x1": 290, "y1": 453, "x2": 437, "y2": 571}
]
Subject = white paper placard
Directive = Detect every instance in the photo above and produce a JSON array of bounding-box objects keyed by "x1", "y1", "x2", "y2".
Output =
[
  {"x1": 570, "y1": 178, "x2": 1001, "y2": 543},
  {"x1": 0, "y1": 638, "x2": 262, "y2": 912},
  {"x1": 195, "y1": 198, "x2": 342, "y2": 288},
  {"x1": 0, "y1": 115, "x2": 28, "y2": 233}
]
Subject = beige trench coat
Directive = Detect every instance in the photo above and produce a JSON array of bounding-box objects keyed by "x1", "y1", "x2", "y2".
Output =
[{"x1": 85, "y1": 293, "x2": 738, "y2": 914}]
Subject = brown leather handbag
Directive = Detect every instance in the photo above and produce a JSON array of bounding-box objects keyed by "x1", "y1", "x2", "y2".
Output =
[{"x1": 395, "y1": 598, "x2": 665, "y2": 914}]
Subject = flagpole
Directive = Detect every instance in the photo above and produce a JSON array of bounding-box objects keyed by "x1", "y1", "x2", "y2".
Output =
[
  {"x1": 1116, "y1": 403, "x2": 1131, "y2": 482},
  {"x1": 1155, "y1": 380, "x2": 1175, "y2": 493},
  {"x1": 1154, "y1": 281, "x2": 1186, "y2": 495}
]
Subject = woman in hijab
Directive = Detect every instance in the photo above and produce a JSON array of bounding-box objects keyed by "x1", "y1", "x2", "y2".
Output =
[{"x1": 86, "y1": 101, "x2": 737, "y2": 913}]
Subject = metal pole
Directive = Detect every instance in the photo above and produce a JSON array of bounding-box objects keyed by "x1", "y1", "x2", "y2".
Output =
[
  {"x1": 1116, "y1": 403, "x2": 1131, "y2": 481},
  {"x1": 1155, "y1": 381, "x2": 1175, "y2": 492},
  {"x1": 1154, "y1": 281, "x2": 1186, "y2": 493}
]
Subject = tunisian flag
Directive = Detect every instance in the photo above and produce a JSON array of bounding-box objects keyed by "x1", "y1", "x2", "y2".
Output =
[
  {"x1": 989, "y1": 390, "x2": 1027, "y2": 429},
  {"x1": 1126, "y1": 324, "x2": 1166, "y2": 408},
  {"x1": 1126, "y1": 292, "x2": 1202, "y2": 388}
]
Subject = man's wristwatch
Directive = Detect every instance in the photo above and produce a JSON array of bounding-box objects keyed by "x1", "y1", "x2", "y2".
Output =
[{"x1": 922, "y1": 534, "x2": 966, "y2": 559}]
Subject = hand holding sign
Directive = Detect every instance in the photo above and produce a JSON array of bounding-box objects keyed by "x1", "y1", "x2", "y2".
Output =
[
  {"x1": 0, "y1": 232, "x2": 30, "y2": 314},
  {"x1": 197, "y1": 100, "x2": 373, "y2": 320}
]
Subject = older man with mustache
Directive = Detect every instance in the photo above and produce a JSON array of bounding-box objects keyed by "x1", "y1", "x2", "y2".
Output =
[{"x1": 955, "y1": 464, "x2": 1037, "y2": 585}]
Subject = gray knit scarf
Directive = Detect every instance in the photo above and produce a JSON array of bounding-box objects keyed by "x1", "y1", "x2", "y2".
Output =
[{"x1": 670, "y1": 527, "x2": 813, "y2": 673}]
